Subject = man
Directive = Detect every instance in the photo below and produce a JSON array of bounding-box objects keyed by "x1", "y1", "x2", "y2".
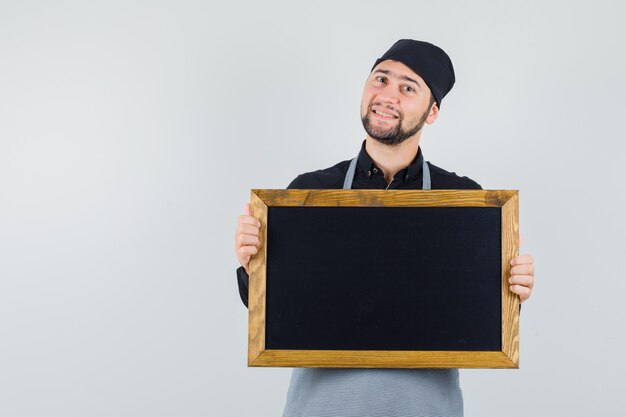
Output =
[{"x1": 234, "y1": 39, "x2": 535, "y2": 417}]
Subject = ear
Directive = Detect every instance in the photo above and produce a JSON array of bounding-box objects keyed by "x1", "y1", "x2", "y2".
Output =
[{"x1": 425, "y1": 102, "x2": 439, "y2": 124}]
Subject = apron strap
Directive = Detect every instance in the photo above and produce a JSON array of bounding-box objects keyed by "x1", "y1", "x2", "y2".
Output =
[
  {"x1": 422, "y1": 159, "x2": 431, "y2": 190},
  {"x1": 342, "y1": 157, "x2": 358, "y2": 190}
]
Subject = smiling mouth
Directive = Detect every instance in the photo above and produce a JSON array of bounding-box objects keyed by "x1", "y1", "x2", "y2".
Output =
[{"x1": 372, "y1": 109, "x2": 399, "y2": 120}]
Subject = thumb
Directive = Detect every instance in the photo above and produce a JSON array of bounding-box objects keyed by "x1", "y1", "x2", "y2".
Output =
[
  {"x1": 244, "y1": 203, "x2": 251, "y2": 216},
  {"x1": 519, "y1": 233, "x2": 524, "y2": 247}
]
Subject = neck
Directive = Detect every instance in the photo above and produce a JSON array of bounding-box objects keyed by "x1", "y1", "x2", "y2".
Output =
[{"x1": 365, "y1": 134, "x2": 422, "y2": 183}]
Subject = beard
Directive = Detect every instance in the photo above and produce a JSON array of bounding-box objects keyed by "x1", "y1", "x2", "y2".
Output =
[{"x1": 361, "y1": 104, "x2": 429, "y2": 146}]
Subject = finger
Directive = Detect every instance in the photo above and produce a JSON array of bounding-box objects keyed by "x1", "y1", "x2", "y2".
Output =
[
  {"x1": 511, "y1": 263, "x2": 534, "y2": 276},
  {"x1": 237, "y1": 234, "x2": 260, "y2": 248},
  {"x1": 238, "y1": 245, "x2": 258, "y2": 257},
  {"x1": 509, "y1": 284, "x2": 531, "y2": 302},
  {"x1": 519, "y1": 234, "x2": 524, "y2": 247},
  {"x1": 510, "y1": 254, "x2": 534, "y2": 266},
  {"x1": 244, "y1": 203, "x2": 251, "y2": 216},
  {"x1": 237, "y1": 223, "x2": 261, "y2": 237},
  {"x1": 509, "y1": 283, "x2": 531, "y2": 298},
  {"x1": 509, "y1": 274, "x2": 534, "y2": 288},
  {"x1": 238, "y1": 214, "x2": 261, "y2": 228}
]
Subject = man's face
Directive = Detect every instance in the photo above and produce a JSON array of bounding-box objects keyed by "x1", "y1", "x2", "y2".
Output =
[{"x1": 360, "y1": 60, "x2": 436, "y2": 146}]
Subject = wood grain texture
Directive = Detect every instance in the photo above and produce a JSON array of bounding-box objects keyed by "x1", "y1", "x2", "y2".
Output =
[
  {"x1": 250, "y1": 349, "x2": 518, "y2": 369},
  {"x1": 501, "y1": 191, "x2": 520, "y2": 367},
  {"x1": 252, "y1": 189, "x2": 517, "y2": 208},
  {"x1": 247, "y1": 189, "x2": 520, "y2": 368},
  {"x1": 247, "y1": 191, "x2": 268, "y2": 365}
]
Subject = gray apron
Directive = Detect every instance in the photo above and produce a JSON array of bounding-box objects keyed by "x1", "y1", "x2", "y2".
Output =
[
  {"x1": 342, "y1": 155, "x2": 431, "y2": 190},
  {"x1": 283, "y1": 152, "x2": 464, "y2": 417}
]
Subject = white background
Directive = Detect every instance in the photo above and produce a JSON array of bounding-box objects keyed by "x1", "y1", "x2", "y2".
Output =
[{"x1": 1, "y1": 1, "x2": 625, "y2": 416}]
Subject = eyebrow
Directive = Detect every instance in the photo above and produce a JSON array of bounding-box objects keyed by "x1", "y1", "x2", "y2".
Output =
[{"x1": 374, "y1": 69, "x2": 422, "y2": 89}]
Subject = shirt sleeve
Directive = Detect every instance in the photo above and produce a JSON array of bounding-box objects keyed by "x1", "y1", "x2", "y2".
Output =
[{"x1": 236, "y1": 266, "x2": 249, "y2": 308}]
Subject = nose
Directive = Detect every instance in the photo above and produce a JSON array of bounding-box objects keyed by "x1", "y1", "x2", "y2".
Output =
[{"x1": 377, "y1": 85, "x2": 400, "y2": 105}]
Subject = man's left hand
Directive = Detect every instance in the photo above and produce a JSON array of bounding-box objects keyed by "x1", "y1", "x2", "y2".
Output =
[{"x1": 509, "y1": 235, "x2": 535, "y2": 303}]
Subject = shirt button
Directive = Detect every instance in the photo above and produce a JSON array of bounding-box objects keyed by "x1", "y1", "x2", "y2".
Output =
[{"x1": 372, "y1": 168, "x2": 379, "y2": 174}]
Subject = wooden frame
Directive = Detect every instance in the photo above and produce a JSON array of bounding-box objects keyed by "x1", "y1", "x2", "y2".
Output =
[{"x1": 248, "y1": 189, "x2": 519, "y2": 369}]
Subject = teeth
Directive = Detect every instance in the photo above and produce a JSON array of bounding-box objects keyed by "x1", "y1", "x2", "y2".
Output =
[{"x1": 374, "y1": 110, "x2": 396, "y2": 118}]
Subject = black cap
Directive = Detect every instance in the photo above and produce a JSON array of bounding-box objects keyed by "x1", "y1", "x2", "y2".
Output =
[{"x1": 372, "y1": 39, "x2": 455, "y2": 108}]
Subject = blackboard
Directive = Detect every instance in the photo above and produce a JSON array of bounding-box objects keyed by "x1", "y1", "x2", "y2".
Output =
[
  {"x1": 247, "y1": 189, "x2": 519, "y2": 368},
  {"x1": 265, "y1": 206, "x2": 501, "y2": 351}
]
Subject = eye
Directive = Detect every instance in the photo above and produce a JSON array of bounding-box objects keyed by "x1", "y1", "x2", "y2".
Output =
[
  {"x1": 402, "y1": 85, "x2": 415, "y2": 93},
  {"x1": 375, "y1": 76, "x2": 387, "y2": 84}
]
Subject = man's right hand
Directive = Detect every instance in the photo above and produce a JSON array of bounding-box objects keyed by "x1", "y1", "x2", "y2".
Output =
[{"x1": 234, "y1": 203, "x2": 261, "y2": 275}]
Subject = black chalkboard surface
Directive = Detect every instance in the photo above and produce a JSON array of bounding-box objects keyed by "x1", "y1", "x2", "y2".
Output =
[
  {"x1": 247, "y1": 189, "x2": 520, "y2": 368},
  {"x1": 265, "y1": 206, "x2": 501, "y2": 351}
]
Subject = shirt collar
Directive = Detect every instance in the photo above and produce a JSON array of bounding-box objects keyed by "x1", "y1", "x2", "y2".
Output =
[{"x1": 356, "y1": 140, "x2": 424, "y2": 181}]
